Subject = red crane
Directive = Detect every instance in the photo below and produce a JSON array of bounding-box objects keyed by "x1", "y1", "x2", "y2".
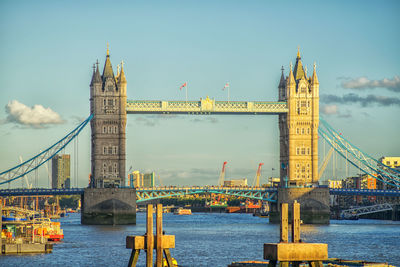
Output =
[
  {"x1": 218, "y1": 161, "x2": 228, "y2": 186},
  {"x1": 253, "y1": 163, "x2": 264, "y2": 187}
]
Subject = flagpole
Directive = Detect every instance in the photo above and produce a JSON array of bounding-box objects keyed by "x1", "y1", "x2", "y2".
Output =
[
  {"x1": 185, "y1": 81, "x2": 188, "y2": 102},
  {"x1": 228, "y1": 85, "x2": 230, "y2": 103}
]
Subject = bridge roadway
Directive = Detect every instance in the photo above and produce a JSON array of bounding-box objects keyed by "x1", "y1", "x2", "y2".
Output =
[{"x1": 0, "y1": 187, "x2": 399, "y2": 201}]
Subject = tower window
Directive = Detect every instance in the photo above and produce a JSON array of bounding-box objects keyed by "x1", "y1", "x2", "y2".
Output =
[
  {"x1": 107, "y1": 85, "x2": 113, "y2": 92},
  {"x1": 103, "y1": 147, "x2": 107, "y2": 154},
  {"x1": 301, "y1": 148, "x2": 306, "y2": 155},
  {"x1": 103, "y1": 126, "x2": 106, "y2": 133}
]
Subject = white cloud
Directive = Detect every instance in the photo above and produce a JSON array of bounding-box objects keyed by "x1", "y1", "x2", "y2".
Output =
[
  {"x1": 341, "y1": 76, "x2": 400, "y2": 92},
  {"x1": 321, "y1": 104, "x2": 338, "y2": 115},
  {"x1": 5, "y1": 100, "x2": 64, "y2": 128}
]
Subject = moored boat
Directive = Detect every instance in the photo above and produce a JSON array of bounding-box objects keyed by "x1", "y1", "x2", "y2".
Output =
[{"x1": 173, "y1": 208, "x2": 192, "y2": 215}]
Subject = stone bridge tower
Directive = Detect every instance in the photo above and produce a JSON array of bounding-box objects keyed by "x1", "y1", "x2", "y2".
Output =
[
  {"x1": 279, "y1": 49, "x2": 319, "y2": 187},
  {"x1": 90, "y1": 47, "x2": 127, "y2": 188}
]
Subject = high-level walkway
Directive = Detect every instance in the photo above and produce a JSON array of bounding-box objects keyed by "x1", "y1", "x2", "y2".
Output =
[{"x1": 126, "y1": 99, "x2": 288, "y2": 115}]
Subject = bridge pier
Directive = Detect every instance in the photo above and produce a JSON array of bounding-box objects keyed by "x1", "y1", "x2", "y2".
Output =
[
  {"x1": 269, "y1": 187, "x2": 330, "y2": 224},
  {"x1": 81, "y1": 188, "x2": 136, "y2": 225}
]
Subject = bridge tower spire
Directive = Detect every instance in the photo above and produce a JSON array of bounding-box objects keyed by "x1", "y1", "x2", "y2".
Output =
[
  {"x1": 279, "y1": 49, "x2": 319, "y2": 187},
  {"x1": 90, "y1": 46, "x2": 127, "y2": 188}
]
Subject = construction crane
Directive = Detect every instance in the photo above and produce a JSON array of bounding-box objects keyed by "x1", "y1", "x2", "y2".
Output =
[
  {"x1": 218, "y1": 161, "x2": 228, "y2": 186},
  {"x1": 157, "y1": 175, "x2": 164, "y2": 187},
  {"x1": 318, "y1": 147, "x2": 334, "y2": 181},
  {"x1": 253, "y1": 163, "x2": 264, "y2": 187}
]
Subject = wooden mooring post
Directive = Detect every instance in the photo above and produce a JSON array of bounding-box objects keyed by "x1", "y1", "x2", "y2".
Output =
[
  {"x1": 264, "y1": 201, "x2": 328, "y2": 267},
  {"x1": 126, "y1": 204, "x2": 176, "y2": 267}
]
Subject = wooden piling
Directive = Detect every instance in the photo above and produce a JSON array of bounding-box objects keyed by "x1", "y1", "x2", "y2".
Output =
[
  {"x1": 156, "y1": 204, "x2": 163, "y2": 267},
  {"x1": 146, "y1": 204, "x2": 154, "y2": 267},
  {"x1": 126, "y1": 204, "x2": 176, "y2": 267},
  {"x1": 292, "y1": 201, "x2": 300, "y2": 243},
  {"x1": 280, "y1": 203, "x2": 288, "y2": 242}
]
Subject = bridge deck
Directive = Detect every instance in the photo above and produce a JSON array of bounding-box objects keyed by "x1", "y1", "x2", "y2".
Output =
[{"x1": 126, "y1": 99, "x2": 288, "y2": 115}]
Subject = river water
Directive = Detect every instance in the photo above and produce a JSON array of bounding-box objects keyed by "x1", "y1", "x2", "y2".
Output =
[{"x1": 1, "y1": 213, "x2": 400, "y2": 267}]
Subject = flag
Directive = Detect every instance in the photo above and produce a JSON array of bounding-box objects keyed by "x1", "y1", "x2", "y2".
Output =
[
  {"x1": 222, "y1": 82, "x2": 230, "y2": 90},
  {"x1": 179, "y1": 82, "x2": 187, "y2": 90}
]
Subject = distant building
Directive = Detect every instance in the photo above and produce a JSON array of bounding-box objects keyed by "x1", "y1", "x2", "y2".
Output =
[
  {"x1": 267, "y1": 177, "x2": 280, "y2": 188},
  {"x1": 128, "y1": 171, "x2": 142, "y2": 187},
  {"x1": 328, "y1": 180, "x2": 342, "y2": 189},
  {"x1": 379, "y1": 156, "x2": 400, "y2": 169},
  {"x1": 52, "y1": 154, "x2": 70, "y2": 189},
  {"x1": 223, "y1": 178, "x2": 247, "y2": 187},
  {"x1": 128, "y1": 171, "x2": 154, "y2": 187},
  {"x1": 143, "y1": 172, "x2": 155, "y2": 187}
]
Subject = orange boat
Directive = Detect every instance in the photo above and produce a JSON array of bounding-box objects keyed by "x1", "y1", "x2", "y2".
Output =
[{"x1": 173, "y1": 208, "x2": 192, "y2": 215}]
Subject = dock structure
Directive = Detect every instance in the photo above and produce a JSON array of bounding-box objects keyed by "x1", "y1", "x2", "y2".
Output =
[
  {"x1": 0, "y1": 198, "x2": 53, "y2": 255},
  {"x1": 264, "y1": 201, "x2": 328, "y2": 266},
  {"x1": 126, "y1": 204, "x2": 176, "y2": 267}
]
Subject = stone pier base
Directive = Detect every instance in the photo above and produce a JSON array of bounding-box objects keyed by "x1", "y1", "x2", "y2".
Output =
[
  {"x1": 269, "y1": 187, "x2": 330, "y2": 224},
  {"x1": 81, "y1": 188, "x2": 136, "y2": 225}
]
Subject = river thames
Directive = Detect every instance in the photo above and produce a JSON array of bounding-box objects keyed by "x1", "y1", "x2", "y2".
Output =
[{"x1": 1, "y1": 213, "x2": 400, "y2": 266}]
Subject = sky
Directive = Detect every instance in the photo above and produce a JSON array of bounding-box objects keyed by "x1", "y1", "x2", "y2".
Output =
[{"x1": 0, "y1": 0, "x2": 399, "y2": 188}]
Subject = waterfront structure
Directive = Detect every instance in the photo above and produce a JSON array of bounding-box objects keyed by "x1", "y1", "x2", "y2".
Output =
[
  {"x1": 90, "y1": 46, "x2": 127, "y2": 188},
  {"x1": 51, "y1": 154, "x2": 70, "y2": 189},
  {"x1": 223, "y1": 179, "x2": 248, "y2": 187}
]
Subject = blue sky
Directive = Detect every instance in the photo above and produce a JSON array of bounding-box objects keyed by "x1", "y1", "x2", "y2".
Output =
[{"x1": 1, "y1": 0, "x2": 399, "y2": 188}]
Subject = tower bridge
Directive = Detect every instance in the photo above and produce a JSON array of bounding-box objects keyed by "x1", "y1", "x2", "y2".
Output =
[
  {"x1": 1, "y1": 47, "x2": 399, "y2": 225},
  {"x1": 85, "y1": 47, "x2": 326, "y2": 224},
  {"x1": 90, "y1": 47, "x2": 319, "y2": 190}
]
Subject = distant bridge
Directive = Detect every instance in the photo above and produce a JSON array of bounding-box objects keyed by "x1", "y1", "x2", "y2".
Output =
[{"x1": 1, "y1": 187, "x2": 399, "y2": 202}]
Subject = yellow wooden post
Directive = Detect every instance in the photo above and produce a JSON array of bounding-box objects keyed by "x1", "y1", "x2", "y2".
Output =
[
  {"x1": 146, "y1": 204, "x2": 154, "y2": 267},
  {"x1": 292, "y1": 201, "x2": 300, "y2": 243},
  {"x1": 280, "y1": 203, "x2": 288, "y2": 242},
  {"x1": 156, "y1": 204, "x2": 163, "y2": 267}
]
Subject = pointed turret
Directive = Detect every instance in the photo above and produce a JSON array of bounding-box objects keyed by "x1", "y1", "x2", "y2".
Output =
[
  {"x1": 293, "y1": 47, "x2": 306, "y2": 80},
  {"x1": 102, "y1": 44, "x2": 115, "y2": 80},
  {"x1": 288, "y1": 62, "x2": 295, "y2": 85},
  {"x1": 278, "y1": 66, "x2": 285, "y2": 88},
  {"x1": 311, "y1": 62, "x2": 319, "y2": 85},
  {"x1": 90, "y1": 61, "x2": 102, "y2": 86},
  {"x1": 119, "y1": 60, "x2": 127, "y2": 84}
]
